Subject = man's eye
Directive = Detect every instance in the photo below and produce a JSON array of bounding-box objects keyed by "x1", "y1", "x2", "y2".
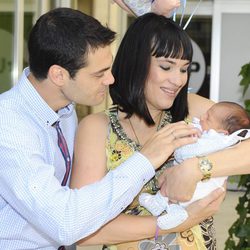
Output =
[{"x1": 95, "y1": 73, "x2": 104, "y2": 78}]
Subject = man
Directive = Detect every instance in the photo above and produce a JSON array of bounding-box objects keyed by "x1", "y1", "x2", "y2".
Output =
[{"x1": 0, "y1": 8, "x2": 200, "y2": 249}]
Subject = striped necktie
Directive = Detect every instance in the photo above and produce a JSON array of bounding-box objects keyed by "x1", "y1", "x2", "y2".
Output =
[
  {"x1": 55, "y1": 121, "x2": 71, "y2": 186},
  {"x1": 56, "y1": 121, "x2": 71, "y2": 250}
]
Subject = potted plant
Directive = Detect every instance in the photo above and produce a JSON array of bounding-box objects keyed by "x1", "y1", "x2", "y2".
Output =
[{"x1": 225, "y1": 62, "x2": 250, "y2": 249}]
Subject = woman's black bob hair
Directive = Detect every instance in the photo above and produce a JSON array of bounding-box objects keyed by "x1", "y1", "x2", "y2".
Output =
[{"x1": 110, "y1": 13, "x2": 193, "y2": 124}]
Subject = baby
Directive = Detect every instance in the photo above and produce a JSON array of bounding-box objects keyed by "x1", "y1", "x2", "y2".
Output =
[{"x1": 139, "y1": 101, "x2": 250, "y2": 230}]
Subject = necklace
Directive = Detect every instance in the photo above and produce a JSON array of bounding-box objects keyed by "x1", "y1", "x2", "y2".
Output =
[
  {"x1": 128, "y1": 111, "x2": 163, "y2": 145},
  {"x1": 128, "y1": 118, "x2": 141, "y2": 144}
]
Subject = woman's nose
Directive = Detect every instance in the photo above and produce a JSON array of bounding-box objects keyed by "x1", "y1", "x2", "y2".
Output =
[{"x1": 168, "y1": 70, "x2": 186, "y2": 87}]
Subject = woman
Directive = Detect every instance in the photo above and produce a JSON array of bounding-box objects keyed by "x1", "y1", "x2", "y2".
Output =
[{"x1": 71, "y1": 13, "x2": 222, "y2": 249}]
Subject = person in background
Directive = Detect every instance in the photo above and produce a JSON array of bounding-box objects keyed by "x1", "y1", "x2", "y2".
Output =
[
  {"x1": 0, "y1": 8, "x2": 200, "y2": 249},
  {"x1": 113, "y1": 0, "x2": 180, "y2": 17},
  {"x1": 70, "y1": 13, "x2": 226, "y2": 250}
]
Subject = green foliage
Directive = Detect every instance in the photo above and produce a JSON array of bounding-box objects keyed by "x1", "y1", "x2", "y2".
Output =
[
  {"x1": 245, "y1": 99, "x2": 250, "y2": 114},
  {"x1": 225, "y1": 62, "x2": 250, "y2": 250},
  {"x1": 225, "y1": 176, "x2": 250, "y2": 249},
  {"x1": 239, "y1": 63, "x2": 250, "y2": 96}
]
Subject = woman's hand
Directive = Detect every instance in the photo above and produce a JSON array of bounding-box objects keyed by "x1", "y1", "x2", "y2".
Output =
[
  {"x1": 140, "y1": 121, "x2": 200, "y2": 170},
  {"x1": 159, "y1": 157, "x2": 202, "y2": 201},
  {"x1": 163, "y1": 187, "x2": 226, "y2": 234}
]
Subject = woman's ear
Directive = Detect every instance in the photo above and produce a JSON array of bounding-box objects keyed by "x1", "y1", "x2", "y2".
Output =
[{"x1": 47, "y1": 65, "x2": 69, "y2": 87}]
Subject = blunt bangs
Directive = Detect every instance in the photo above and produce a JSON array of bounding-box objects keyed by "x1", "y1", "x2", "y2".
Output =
[{"x1": 150, "y1": 20, "x2": 193, "y2": 61}]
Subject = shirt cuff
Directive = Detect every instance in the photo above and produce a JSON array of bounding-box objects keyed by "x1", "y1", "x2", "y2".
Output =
[{"x1": 116, "y1": 152, "x2": 155, "y2": 186}]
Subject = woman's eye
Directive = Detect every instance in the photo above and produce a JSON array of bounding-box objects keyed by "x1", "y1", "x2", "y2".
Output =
[
  {"x1": 160, "y1": 66, "x2": 170, "y2": 71},
  {"x1": 180, "y1": 68, "x2": 188, "y2": 73}
]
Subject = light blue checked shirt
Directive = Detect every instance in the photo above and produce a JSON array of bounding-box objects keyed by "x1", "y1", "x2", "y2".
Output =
[{"x1": 0, "y1": 68, "x2": 155, "y2": 249}]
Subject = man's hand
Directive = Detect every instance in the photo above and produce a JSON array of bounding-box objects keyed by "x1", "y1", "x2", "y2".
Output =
[
  {"x1": 159, "y1": 157, "x2": 202, "y2": 201},
  {"x1": 140, "y1": 121, "x2": 200, "y2": 170}
]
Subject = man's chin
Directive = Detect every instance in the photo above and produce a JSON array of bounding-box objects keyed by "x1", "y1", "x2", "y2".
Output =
[{"x1": 89, "y1": 98, "x2": 106, "y2": 107}]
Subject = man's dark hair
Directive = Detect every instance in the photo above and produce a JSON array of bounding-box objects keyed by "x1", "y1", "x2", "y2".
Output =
[
  {"x1": 28, "y1": 8, "x2": 116, "y2": 80},
  {"x1": 110, "y1": 13, "x2": 193, "y2": 125}
]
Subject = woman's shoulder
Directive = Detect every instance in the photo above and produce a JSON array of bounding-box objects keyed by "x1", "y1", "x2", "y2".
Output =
[
  {"x1": 188, "y1": 93, "x2": 214, "y2": 104},
  {"x1": 188, "y1": 93, "x2": 215, "y2": 118},
  {"x1": 77, "y1": 111, "x2": 110, "y2": 135}
]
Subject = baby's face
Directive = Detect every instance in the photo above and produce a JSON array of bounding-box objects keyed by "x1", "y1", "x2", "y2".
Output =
[{"x1": 200, "y1": 105, "x2": 225, "y2": 131}]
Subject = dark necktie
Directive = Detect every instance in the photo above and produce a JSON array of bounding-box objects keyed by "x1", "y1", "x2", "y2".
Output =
[
  {"x1": 55, "y1": 121, "x2": 71, "y2": 186},
  {"x1": 56, "y1": 121, "x2": 71, "y2": 250}
]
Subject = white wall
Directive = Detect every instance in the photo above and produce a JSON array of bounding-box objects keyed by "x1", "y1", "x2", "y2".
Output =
[
  {"x1": 219, "y1": 13, "x2": 250, "y2": 104},
  {"x1": 210, "y1": 0, "x2": 250, "y2": 104}
]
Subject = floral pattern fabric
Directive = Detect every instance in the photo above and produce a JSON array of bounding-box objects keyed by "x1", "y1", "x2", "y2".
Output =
[{"x1": 104, "y1": 106, "x2": 216, "y2": 250}]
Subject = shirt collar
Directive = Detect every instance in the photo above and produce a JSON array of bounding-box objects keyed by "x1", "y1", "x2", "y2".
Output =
[{"x1": 17, "y1": 67, "x2": 74, "y2": 127}]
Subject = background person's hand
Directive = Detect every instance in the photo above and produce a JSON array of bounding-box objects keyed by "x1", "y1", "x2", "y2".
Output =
[
  {"x1": 112, "y1": 0, "x2": 134, "y2": 14},
  {"x1": 114, "y1": 0, "x2": 181, "y2": 17},
  {"x1": 140, "y1": 121, "x2": 200, "y2": 170},
  {"x1": 151, "y1": 0, "x2": 181, "y2": 17}
]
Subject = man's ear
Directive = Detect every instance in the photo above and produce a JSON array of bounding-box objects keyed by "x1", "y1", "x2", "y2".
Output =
[{"x1": 47, "y1": 65, "x2": 69, "y2": 87}]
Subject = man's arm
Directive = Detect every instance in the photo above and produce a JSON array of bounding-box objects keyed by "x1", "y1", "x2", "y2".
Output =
[
  {"x1": 77, "y1": 187, "x2": 224, "y2": 246},
  {"x1": 0, "y1": 112, "x2": 154, "y2": 245}
]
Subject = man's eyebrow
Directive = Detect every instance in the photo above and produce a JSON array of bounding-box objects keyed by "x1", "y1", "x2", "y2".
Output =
[
  {"x1": 91, "y1": 66, "x2": 111, "y2": 75},
  {"x1": 91, "y1": 55, "x2": 114, "y2": 75}
]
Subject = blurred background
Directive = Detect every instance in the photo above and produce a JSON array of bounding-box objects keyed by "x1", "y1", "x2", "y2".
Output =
[
  {"x1": 1, "y1": 0, "x2": 250, "y2": 118},
  {"x1": 0, "y1": 1, "x2": 249, "y2": 249}
]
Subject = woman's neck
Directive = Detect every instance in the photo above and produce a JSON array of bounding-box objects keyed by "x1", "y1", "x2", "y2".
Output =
[{"x1": 118, "y1": 109, "x2": 164, "y2": 146}]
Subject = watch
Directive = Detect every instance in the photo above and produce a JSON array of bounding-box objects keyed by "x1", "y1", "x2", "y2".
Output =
[{"x1": 197, "y1": 156, "x2": 213, "y2": 182}]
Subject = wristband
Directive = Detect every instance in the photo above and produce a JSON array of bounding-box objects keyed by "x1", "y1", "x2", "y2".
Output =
[{"x1": 154, "y1": 221, "x2": 160, "y2": 241}]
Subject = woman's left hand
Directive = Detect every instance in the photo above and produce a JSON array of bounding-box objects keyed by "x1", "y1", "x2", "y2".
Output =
[{"x1": 163, "y1": 186, "x2": 226, "y2": 233}]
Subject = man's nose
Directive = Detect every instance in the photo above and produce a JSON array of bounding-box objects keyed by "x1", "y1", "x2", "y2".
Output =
[{"x1": 103, "y1": 71, "x2": 115, "y2": 86}]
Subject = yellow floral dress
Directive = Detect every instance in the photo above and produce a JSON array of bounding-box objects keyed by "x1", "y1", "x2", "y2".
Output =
[{"x1": 104, "y1": 106, "x2": 216, "y2": 250}]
